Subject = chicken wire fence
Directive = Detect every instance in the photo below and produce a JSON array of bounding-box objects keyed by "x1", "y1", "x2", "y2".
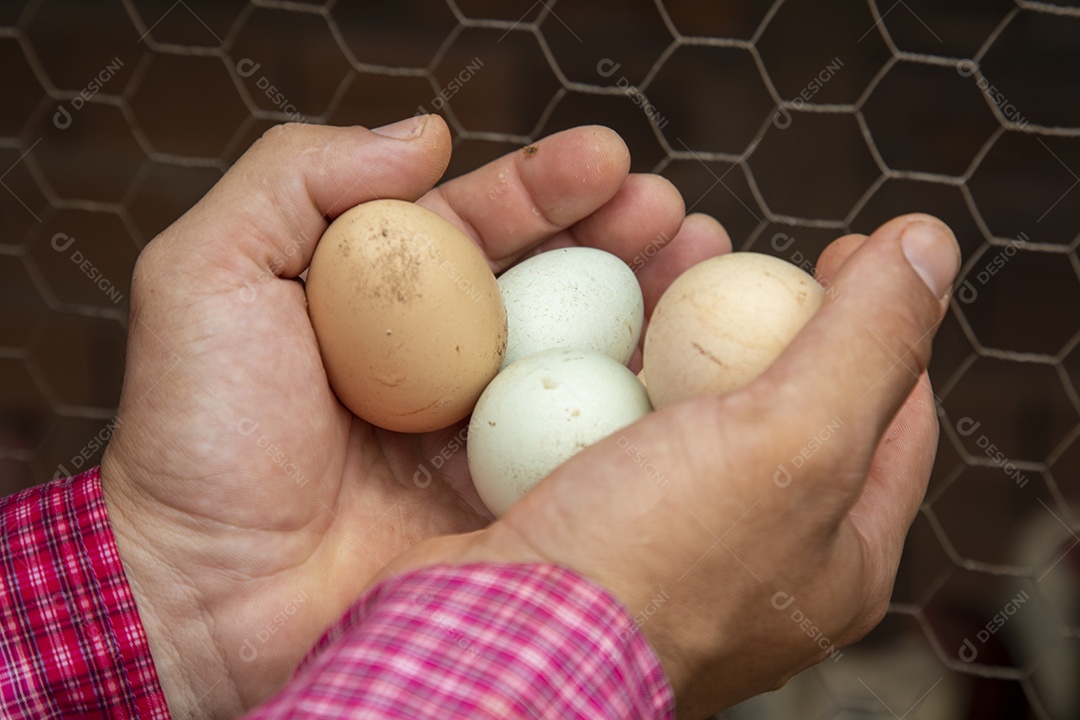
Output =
[{"x1": 1, "y1": 0, "x2": 1079, "y2": 717}]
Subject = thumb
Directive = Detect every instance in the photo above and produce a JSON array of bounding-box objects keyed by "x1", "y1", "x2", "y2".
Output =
[
  {"x1": 761, "y1": 213, "x2": 959, "y2": 507},
  {"x1": 143, "y1": 117, "x2": 452, "y2": 289}
]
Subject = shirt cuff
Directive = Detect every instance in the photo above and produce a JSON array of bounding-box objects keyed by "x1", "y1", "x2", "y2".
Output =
[
  {"x1": 0, "y1": 467, "x2": 171, "y2": 719},
  {"x1": 250, "y1": 563, "x2": 674, "y2": 719}
]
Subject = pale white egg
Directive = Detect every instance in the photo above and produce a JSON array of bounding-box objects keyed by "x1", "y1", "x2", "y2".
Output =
[
  {"x1": 497, "y1": 247, "x2": 644, "y2": 368},
  {"x1": 468, "y1": 348, "x2": 653, "y2": 517}
]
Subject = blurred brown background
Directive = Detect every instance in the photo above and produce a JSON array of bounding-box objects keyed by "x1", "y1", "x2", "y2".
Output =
[{"x1": 2, "y1": 0, "x2": 1079, "y2": 717}]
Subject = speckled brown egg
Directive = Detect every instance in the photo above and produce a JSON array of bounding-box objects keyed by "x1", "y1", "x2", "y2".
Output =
[{"x1": 306, "y1": 199, "x2": 507, "y2": 432}]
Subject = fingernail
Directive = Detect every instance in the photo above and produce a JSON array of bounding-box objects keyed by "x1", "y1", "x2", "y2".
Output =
[
  {"x1": 901, "y1": 221, "x2": 959, "y2": 299},
  {"x1": 371, "y1": 115, "x2": 428, "y2": 140}
]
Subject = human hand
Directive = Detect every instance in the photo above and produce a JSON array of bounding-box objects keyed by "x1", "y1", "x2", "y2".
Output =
[
  {"x1": 380, "y1": 214, "x2": 960, "y2": 718},
  {"x1": 99, "y1": 117, "x2": 723, "y2": 718}
]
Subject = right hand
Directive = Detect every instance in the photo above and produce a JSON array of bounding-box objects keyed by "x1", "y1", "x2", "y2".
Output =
[{"x1": 381, "y1": 214, "x2": 960, "y2": 718}]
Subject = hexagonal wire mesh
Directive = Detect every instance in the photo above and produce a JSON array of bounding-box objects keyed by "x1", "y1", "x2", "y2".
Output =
[{"x1": 1, "y1": 0, "x2": 1078, "y2": 717}]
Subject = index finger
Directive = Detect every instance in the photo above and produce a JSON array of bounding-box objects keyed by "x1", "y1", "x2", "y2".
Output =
[{"x1": 419, "y1": 126, "x2": 687, "y2": 273}]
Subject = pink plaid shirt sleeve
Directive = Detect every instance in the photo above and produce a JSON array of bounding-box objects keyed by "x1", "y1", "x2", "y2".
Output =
[
  {"x1": 0, "y1": 467, "x2": 170, "y2": 719},
  {"x1": 248, "y1": 564, "x2": 675, "y2": 719},
  {"x1": 1, "y1": 468, "x2": 674, "y2": 718}
]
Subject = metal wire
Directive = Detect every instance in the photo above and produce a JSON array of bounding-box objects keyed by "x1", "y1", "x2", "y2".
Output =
[{"x1": 2, "y1": 0, "x2": 1079, "y2": 717}]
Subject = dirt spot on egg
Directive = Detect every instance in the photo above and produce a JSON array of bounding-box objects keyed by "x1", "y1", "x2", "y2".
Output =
[
  {"x1": 692, "y1": 342, "x2": 726, "y2": 368},
  {"x1": 369, "y1": 238, "x2": 424, "y2": 305}
]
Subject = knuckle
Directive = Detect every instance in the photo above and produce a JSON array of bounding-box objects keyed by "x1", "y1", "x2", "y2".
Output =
[
  {"x1": 865, "y1": 595, "x2": 890, "y2": 629},
  {"x1": 131, "y1": 240, "x2": 162, "y2": 291},
  {"x1": 253, "y1": 122, "x2": 310, "y2": 154},
  {"x1": 843, "y1": 596, "x2": 890, "y2": 646},
  {"x1": 127, "y1": 252, "x2": 159, "y2": 318},
  {"x1": 740, "y1": 374, "x2": 868, "y2": 484},
  {"x1": 765, "y1": 671, "x2": 795, "y2": 694}
]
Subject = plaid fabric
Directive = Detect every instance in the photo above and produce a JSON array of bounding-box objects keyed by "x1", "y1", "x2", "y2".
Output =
[
  {"x1": 0, "y1": 468, "x2": 673, "y2": 718},
  {"x1": 0, "y1": 467, "x2": 170, "y2": 719},
  {"x1": 250, "y1": 564, "x2": 674, "y2": 719}
]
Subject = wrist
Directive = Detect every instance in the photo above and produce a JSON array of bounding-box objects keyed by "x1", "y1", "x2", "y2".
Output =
[
  {"x1": 461, "y1": 517, "x2": 731, "y2": 715},
  {"x1": 380, "y1": 521, "x2": 707, "y2": 708}
]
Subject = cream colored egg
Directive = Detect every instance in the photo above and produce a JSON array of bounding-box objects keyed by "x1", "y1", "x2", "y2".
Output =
[
  {"x1": 643, "y1": 252, "x2": 823, "y2": 408},
  {"x1": 306, "y1": 199, "x2": 507, "y2": 432}
]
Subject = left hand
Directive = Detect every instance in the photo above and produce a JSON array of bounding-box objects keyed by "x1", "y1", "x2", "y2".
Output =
[
  {"x1": 377, "y1": 213, "x2": 955, "y2": 717},
  {"x1": 100, "y1": 117, "x2": 724, "y2": 719}
]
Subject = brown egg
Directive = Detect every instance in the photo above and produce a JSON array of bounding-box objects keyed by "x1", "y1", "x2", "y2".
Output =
[{"x1": 306, "y1": 199, "x2": 507, "y2": 432}]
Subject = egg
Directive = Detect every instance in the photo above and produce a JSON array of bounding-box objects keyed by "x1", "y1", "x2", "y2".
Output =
[
  {"x1": 468, "y1": 348, "x2": 652, "y2": 517},
  {"x1": 306, "y1": 199, "x2": 507, "y2": 432},
  {"x1": 497, "y1": 247, "x2": 643, "y2": 368},
  {"x1": 643, "y1": 252, "x2": 823, "y2": 408}
]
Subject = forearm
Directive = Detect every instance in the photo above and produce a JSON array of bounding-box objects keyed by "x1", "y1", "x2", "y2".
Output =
[
  {"x1": 0, "y1": 468, "x2": 673, "y2": 720},
  {"x1": 0, "y1": 468, "x2": 170, "y2": 718},
  {"x1": 247, "y1": 563, "x2": 674, "y2": 719}
]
